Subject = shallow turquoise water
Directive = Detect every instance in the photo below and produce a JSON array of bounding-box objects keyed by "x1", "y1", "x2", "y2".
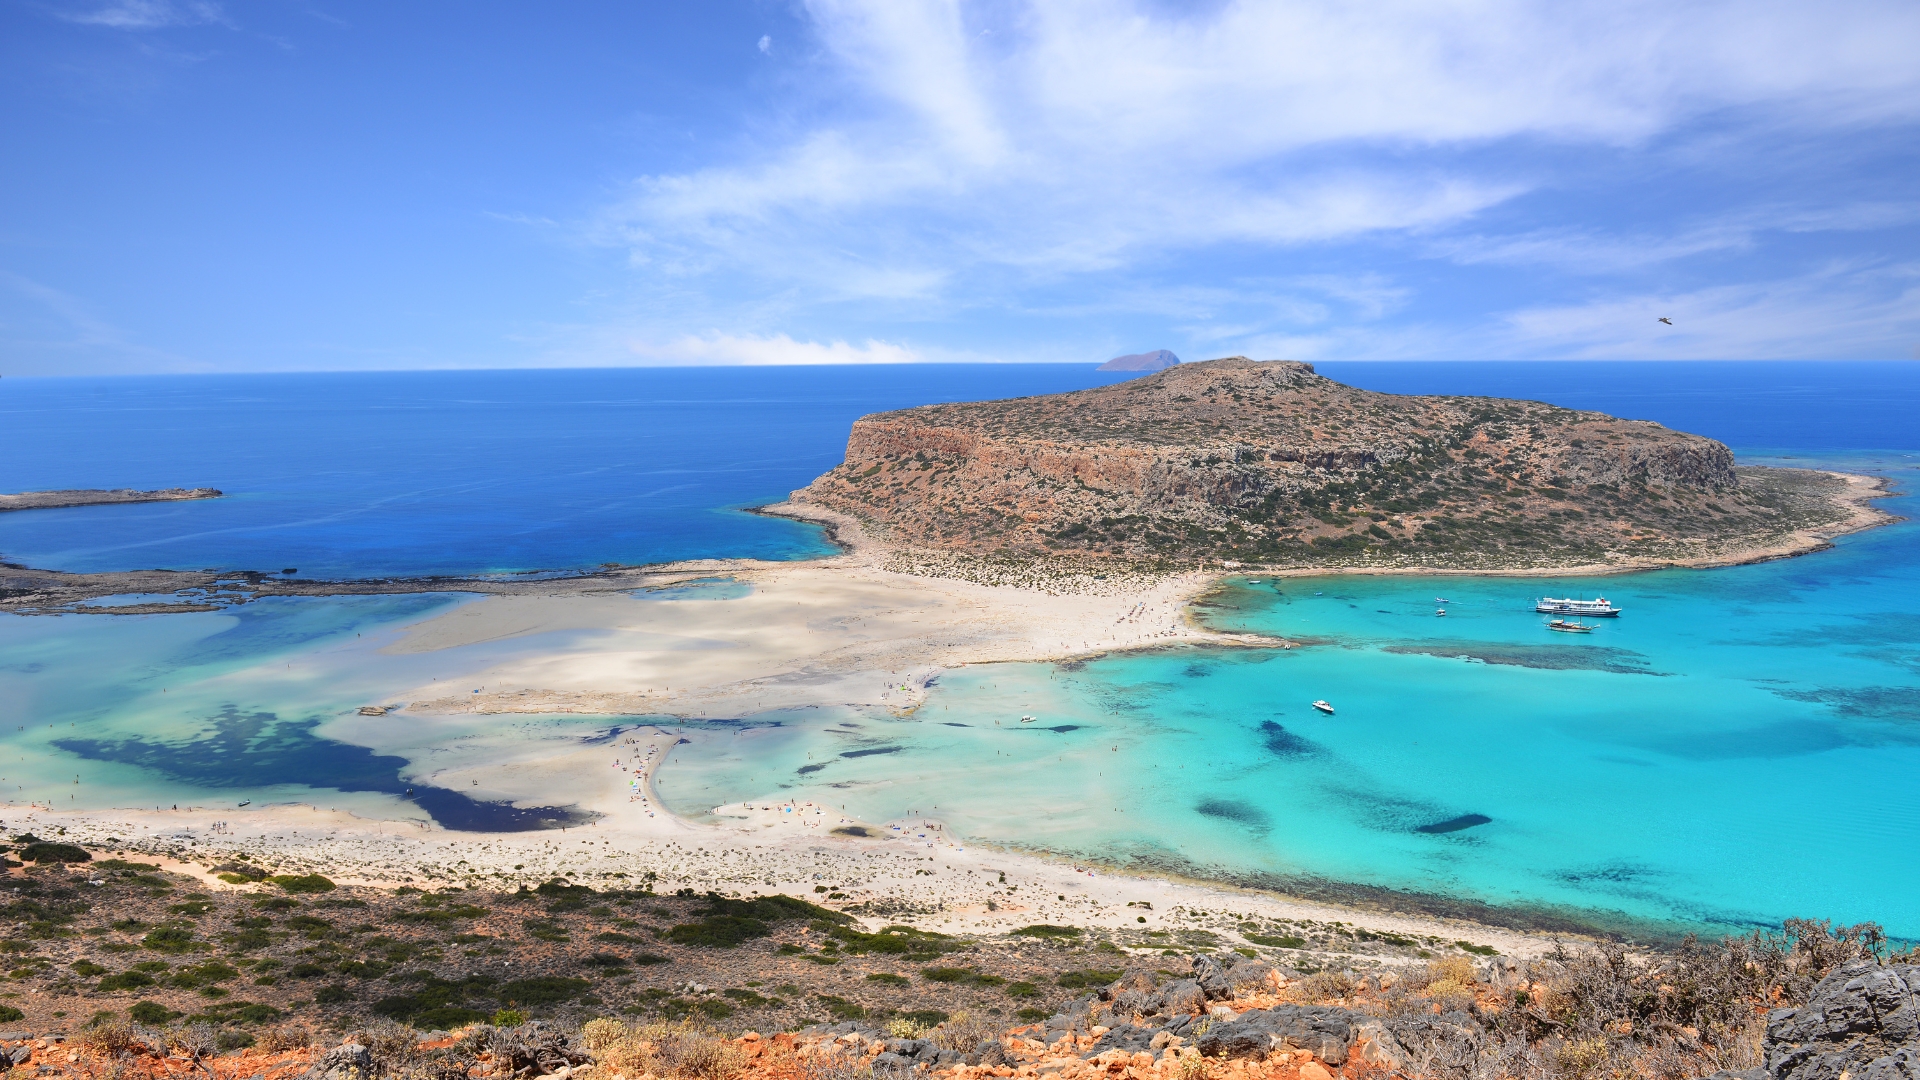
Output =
[
  {"x1": 4, "y1": 442, "x2": 1915, "y2": 936},
  {"x1": 657, "y1": 460, "x2": 1920, "y2": 940}
]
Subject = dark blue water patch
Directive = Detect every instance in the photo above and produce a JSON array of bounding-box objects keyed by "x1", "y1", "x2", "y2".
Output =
[
  {"x1": 840, "y1": 746, "x2": 904, "y2": 759},
  {"x1": 1257, "y1": 720, "x2": 1317, "y2": 758},
  {"x1": 1043, "y1": 725, "x2": 1083, "y2": 734},
  {"x1": 1416, "y1": 813, "x2": 1492, "y2": 834},
  {"x1": 1775, "y1": 685, "x2": 1920, "y2": 723},
  {"x1": 1555, "y1": 862, "x2": 1658, "y2": 885},
  {"x1": 1382, "y1": 641, "x2": 1666, "y2": 675},
  {"x1": 1195, "y1": 798, "x2": 1272, "y2": 830},
  {"x1": 796, "y1": 764, "x2": 827, "y2": 775},
  {"x1": 52, "y1": 706, "x2": 593, "y2": 831},
  {"x1": 1319, "y1": 783, "x2": 1453, "y2": 834},
  {"x1": 1182, "y1": 664, "x2": 1211, "y2": 678},
  {"x1": 940, "y1": 723, "x2": 970, "y2": 728}
]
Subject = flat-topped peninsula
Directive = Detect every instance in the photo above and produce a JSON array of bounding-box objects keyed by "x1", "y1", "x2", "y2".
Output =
[
  {"x1": 0, "y1": 487, "x2": 222, "y2": 512},
  {"x1": 791, "y1": 357, "x2": 1890, "y2": 572}
]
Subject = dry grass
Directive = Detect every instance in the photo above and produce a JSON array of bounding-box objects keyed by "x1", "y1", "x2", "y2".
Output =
[
  {"x1": 75, "y1": 1020, "x2": 140, "y2": 1056},
  {"x1": 928, "y1": 1011, "x2": 999, "y2": 1053},
  {"x1": 257, "y1": 1024, "x2": 314, "y2": 1054},
  {"x1": 581, "y1": 1018, "x2": 747, "y2": 1080}
]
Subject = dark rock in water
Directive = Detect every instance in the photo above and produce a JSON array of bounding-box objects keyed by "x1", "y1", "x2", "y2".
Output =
[
  {"x1": 1098, "y1": 349, "x2": 1181, "y2": 372},
  {"x1": 1417, "y1": 813, "x2": 1492, "y2": 834},
  {"x1": 1764, "y1": 962, "x2": 1919, "y2": 1080}
]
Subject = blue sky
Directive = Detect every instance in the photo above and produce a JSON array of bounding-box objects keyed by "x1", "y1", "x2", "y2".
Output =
[{"x1": 3, "y1": 0, "x2": 1918, "y2": 374}]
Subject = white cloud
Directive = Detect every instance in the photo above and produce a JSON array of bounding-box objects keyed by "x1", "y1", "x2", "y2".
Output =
[
  {"x1": 626, "y1": 332, "x2": 924, "y2": 366},
  {"x1": 758, "y1": 34, "x2": 771, "y2": 54},
  {"x1": 60, "y1": 0, "x2": 225, "y2": 30},
  {"x1": 1498, "y1": 263, "x2": 1920, "y2": 359},
  {"x1": 603, "y1": 0, "x2": 1920, "y2": 297}
]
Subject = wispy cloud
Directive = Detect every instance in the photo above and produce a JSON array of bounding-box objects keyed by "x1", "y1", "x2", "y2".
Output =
[
  {"x1": 578, "y1": 0, "x2": 1920, "y2": 361},
  {"x1": 59, "y1": 0, "x2": 227, "y2": 30},
  {"x1": 627, "y1": 332, "x2": 923, "y2": 366},
  {"x1": 1499, "y1": 262, "x2": 1920, "y2": 360}
]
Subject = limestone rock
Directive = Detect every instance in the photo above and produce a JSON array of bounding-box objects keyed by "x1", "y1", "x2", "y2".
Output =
[{"x1": 1765, "y1": 962, "x2": 1920, "y2": 1080}]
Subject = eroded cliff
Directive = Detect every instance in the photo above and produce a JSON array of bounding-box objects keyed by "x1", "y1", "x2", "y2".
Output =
[{"x1": 792, "y1": 358, "x2": 1862, "y2": 569}]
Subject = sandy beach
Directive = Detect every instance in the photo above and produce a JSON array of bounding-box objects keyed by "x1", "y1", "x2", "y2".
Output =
[{"x1": 0, "y1": 471, "x2": 1898, "y2": 960}]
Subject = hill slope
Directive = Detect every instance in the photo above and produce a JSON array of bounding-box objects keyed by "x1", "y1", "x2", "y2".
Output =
[{"x1": 791, "y1": 358, "x2": 1868, "y2": 570}]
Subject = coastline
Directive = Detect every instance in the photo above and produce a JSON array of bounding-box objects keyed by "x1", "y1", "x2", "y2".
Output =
[{"x1": 0, "y1": 465, "x2": 1904, "y2": 953}]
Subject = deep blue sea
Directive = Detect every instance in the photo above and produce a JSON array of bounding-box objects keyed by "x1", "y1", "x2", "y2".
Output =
[{"x1": 3, "y1": 361, "x2": 1917, "y2": 940}]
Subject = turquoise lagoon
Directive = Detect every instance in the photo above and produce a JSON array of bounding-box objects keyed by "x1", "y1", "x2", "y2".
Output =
[
  {"x1": 1, "y1": 462, "x2": 1915, "y2": 940},
  {"x1": 3, "y1": 363, "x2": 1918, "y2": 940},
  {"x1": 657, "y1": 461, "x2": 1920, "y2": 941}
]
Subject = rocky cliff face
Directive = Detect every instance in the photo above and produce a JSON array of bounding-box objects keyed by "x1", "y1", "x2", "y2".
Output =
[
  {"x1": 1757, "y1": 961, "x2": 1919, "y2": 1080},
  {"x1": 794, "y1": 358, "x2": 1834, "y2": 567}
]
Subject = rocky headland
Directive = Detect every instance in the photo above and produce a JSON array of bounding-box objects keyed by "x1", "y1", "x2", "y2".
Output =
[
  {"x1": 0, "y1": 487, "x2": 222, "y2": 513},
  {"x1": 792, "y1": 358, "x2": 1890, "y2": 574}
]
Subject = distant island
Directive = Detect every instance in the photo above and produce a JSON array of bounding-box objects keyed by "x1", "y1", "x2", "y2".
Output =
[
  {"x1": 792, "y1": 357, "x2": 1889, "y2": 572},
  {"x1": 0, "y1": 487, "x2": 222, "y2": 513},
  {"x1": 1097, "y1": 348, "x2": 1180, "y2": 371}
]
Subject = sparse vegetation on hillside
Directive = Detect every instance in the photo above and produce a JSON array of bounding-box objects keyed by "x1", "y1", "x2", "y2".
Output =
[{"x1": 796, "y1": 358, "x2": 1867, "y2": 570}]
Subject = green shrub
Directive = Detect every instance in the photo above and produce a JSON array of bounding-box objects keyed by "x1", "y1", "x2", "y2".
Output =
[
  {"x1": 314, "y1": 984, "x2": 352, "y2": 1004},
  {"x1": 1056, "y1": 969, "x2": 1122, "y2": 989},
  {"x1": 921, "y1": 967, "x2": 971, "y2": 983},
  {"x1": 815, "y1": 994, "x2": 865, "y2": 1020},
  {"x1": 667, "y1": 915, "x2": 769, "y2": 948},
  {"x1": 498, "y1": 976, "x2": 590, "y2": 1006},
  {"x1": 1005, "y1": 982, "x2": 1038, "y2": 998},
  {"x1": 1015, "y1": 1007, "x2": 1048, "y2": 1022},
  {"x1": 866, "y1": 973, "x2": 910, "y2": 986},
  {"x1": 19, "y1": 843, "x2": 91, "y2": 864},
  {"x1": 108, "y1": 969, "x2": 163, "y2": 993},
  {"x1": 0, "y1": 1006, "x2": 20, "y2": 1024},
  {"x1": 1012, "y1": 925, "x2": 1082, "y2": 939},
  {"x1": 1245, "y1": 933, "x2": 1307, "y2": 949},
  {"x1": 901, "y1": 1009, "x2": 949, "y2": 1026},
  {"x1": 128, "y1": 1001, "x2": 176, "y2": 1024},
  {"x1": 226, "y1": 929, "x2": 271, "y2": 951},
  {"x1": 491, "y1": 1008, "x2": 527, "y2": 1027},
  {"x1": 267, "y1": 874, "x2": 334, "y2": 894},
  {"x1": 71, "y1": 960, "x2": 108, "y2": 977},
  {"x1": 234, "y1": 1003, "x2": 281, "y2": 1023},
  {"x1": 140, "y1": 927, "x2": 197, "y2": 954}
]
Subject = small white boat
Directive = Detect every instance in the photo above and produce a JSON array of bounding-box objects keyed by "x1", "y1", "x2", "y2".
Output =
[
  {"x1": 1435, "y1": 608, "x2": 1447, "y2": 617},
  {"x1": 1311, "y1": 700, "x2": 1335, "y2": 714},
  {"x1": 1019, "y1": 715, "x2": 1036, "y2": 723},
  {"x1": 1436, "y1": 597, "x2": 1452, "y2": 604}
]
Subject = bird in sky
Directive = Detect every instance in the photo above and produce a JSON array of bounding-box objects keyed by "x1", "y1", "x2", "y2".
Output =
[{"x1": 1658, "y1": 317, "x2": 1673, "y2": 325}]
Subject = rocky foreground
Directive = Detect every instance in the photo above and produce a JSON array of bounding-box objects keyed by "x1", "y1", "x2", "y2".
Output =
[
  {"x1": 793, "y1": 359, "x2": 1876, "y2": 571},
  {"x1": 4, "y1": 842, "x2": 1914, "y2": 1080}
]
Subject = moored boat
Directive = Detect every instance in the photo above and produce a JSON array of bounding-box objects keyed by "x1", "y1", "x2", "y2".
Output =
[
  {"x1": 1547, "y1": 619, "x2": 1595, "y2": 633},
  {"x1": 1536, "y1": 596, "x2": 1621, "y2": 616},
  {"x1": 1311, "y1": 700, "x2": 1335, "y2": 714}
]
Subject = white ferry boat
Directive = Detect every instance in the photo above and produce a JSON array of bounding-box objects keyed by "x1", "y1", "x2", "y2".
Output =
[{"x1": 1535, "y1": 596, "x2": 1622, "y2": 617}]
